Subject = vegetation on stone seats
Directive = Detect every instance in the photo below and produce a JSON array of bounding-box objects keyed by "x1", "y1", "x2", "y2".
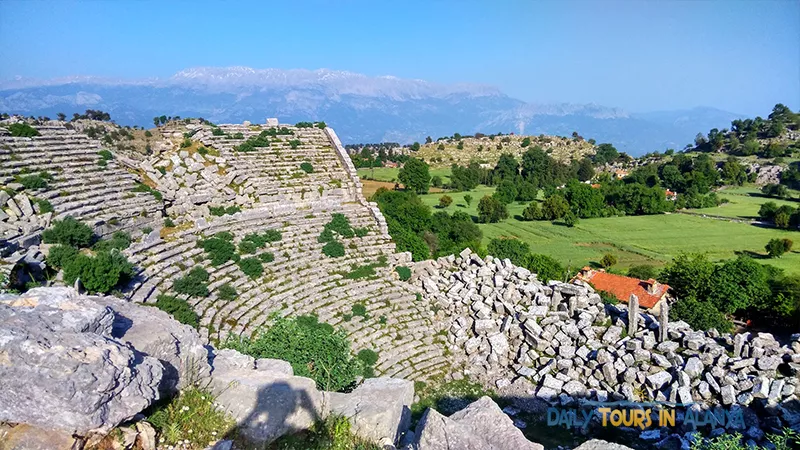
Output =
[
  {"x1": 16, "y1": 171, "x2": 53, "y2": 190},
  {"x1": 395, "y1": 266, "x2": 412, "y2": 281},
  {"x1": 269, "y1": 415, "x2": 380, "y2": 450},
  {"x1": 132, "y1": 182, "x2": 163, "y2": 201},
  {"x1": 209, "y1": 205, "x2": 242, "y2": 216},
  {"x1": 173, "y1": 267, "x2": 210, "y2": 298},
  {"x1": 153, "y1": 294, "x2": 199, "y2": 328},
  {"x1": 7, "y1": 122, "x2": 40, "y2": 137},
  {"x1": 224, "y1": 315, "x2": 371, "y2": 391}
]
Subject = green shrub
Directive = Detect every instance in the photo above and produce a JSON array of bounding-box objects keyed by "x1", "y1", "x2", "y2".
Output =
[
  {"x1": 488, "y1": 238, "x2": 530, "y2": 265},
  {"x1": 524, "y1": 253, "x2": 566, "y2": 282},
  {"x1": 98, "y1": 149, "x2": 113, "y2": 160},
  {"x1": 97, "y1": 159, "x2": 107, "y2": 168},
  {"x1": 153, "y1": 294, "x2": 199, "y2": 328},
  {"x1": 598, "y1": 290, "x2": 620, "y2": 305},
  {"x1": 766, "y1": 238, "x2": 793, "y2": 258},
  {"x1": 351, "y1": 304, "x2": 367, "y2": 317},
  {"x1": 7, "y1": 123, "x2": 39, "y2": 137},
  {"x1": 672, "y1": 296, "x2": 733, "y2": 333},
  {"x1": 627, "y1": 265, "x2": 658, "y2": 280},
  {"x1": 263, "y1": 229, "x2": 282, "y2": 242},
  {"x1": 224, "y1": 315, "x2": 360, "y2": 391},
  {"x1": 33, "y1": 198, "x2": 54, "y2": 214},
  {"x1": 92, "y1": 231, "x2": 131, "y2": 252},
  {"x1": 238, "y1": 240, "x2": 257, "y2": 254},
  {"x1": 46, "y1": 245, "x2": 78, "y2": 269},
  {"x1": 198, "y1": 236, "x2": 237, "y2": 266},
  {"x1": 215, "y1": 231, "x2": 234, "y2": 241},
  {"x1": 395, "y1": 266, "x2": 412, "y2": 281},
  {"x1": 209, "y1": 206, "x2": 226, "y2": 216},
  {"x1": 325, "y1": 214, "x2": 354, "y2": 238},
  {"x1": 600, "y1": 253, "x2": 617, "y2": 268},
  {"x1": 217, "y1": 283, "x2": 238, "y2": 301},
  {"x1": 164, "y1": 218, "x2": 175, "y2": 228},
  {"x1": 357, "y1": 349, "x2": 379, "y2": 367},
  {"x1": 258, "y1": 252, "x2": 275, "y2": 263},
  {"x1": 42, "y1": 217, "x2": 94, "y2": 247},
  {"x1": 63, "y1": 250, "x2": 134, "y2": 294},
  {"x1": 345, "y1": 265, "x2": 376, "y2": 280},
  {"x1": 300, "y1": 162, "x2": 314, "y2": 173},
  {"x1": 132, "y1": 183, "x2": 163, "y2": 201},
  {"x1": 322, "y1": 241, "x2": 345, "y2": 258},
  {"x1": 146, "y1": 387, "x2": 234, "y2": 447},
  {"x1": 141, "y1": 226, "x2": 153, "y2": 235},
  {"x1": 238, "y1": 257, "x2": 264, "y2": 279},
  {"x1": 225, "y1": 206, "x2": 241, "y2": 215},
  {"x1": 197, "y1": 146, "x2": 208, "y2": 156},
  {"x1": 270, "y1": 415, "x2": 380, "y2": 450},
  {"x1": 172, "y1": 267, "x2": 210, "y2": 297},
  {"x1": 18, "y1": 174, "x2": 49, "y2": 190},
  {"x1": 354, "y1": 227, "x2": 369, "y2": 237}
]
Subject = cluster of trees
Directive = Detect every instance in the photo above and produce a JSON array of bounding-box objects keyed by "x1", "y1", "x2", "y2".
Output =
[
  {"x1": 758, "y1": 202, "x2": 800, "y2": 230},
  {"x1": 58, "y1": 110, "x2": 112, "y2": 122},
  {"x1": 347, "y1": 143, "x2": 408, "y2": 169},
  {"x1": 43, "y1": 218, "x2": 134, "y2": 294},
  {"x1": 371, "y1": 188, "x2": 482, "y2": 261},
  {"x1": 661, "y1": 253, "x2": 800, "y2": 332},
  {"x1": 693, "y1": 104, "x2": 799, "y2": 158}
]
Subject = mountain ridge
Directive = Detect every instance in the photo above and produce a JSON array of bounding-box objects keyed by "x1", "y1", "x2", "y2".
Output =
[{"x1": 0, "y1": 66, "x2": 745, "y2": 155}]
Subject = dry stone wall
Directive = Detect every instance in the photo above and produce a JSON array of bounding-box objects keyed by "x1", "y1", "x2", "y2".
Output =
[{"x1": 412, "y1": 248, "x2": 800, "y2": 446}]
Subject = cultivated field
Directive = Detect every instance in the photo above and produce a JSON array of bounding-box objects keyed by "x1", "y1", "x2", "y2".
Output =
[{"x1": 419, "y1": 186, "x2": 800, "y2": 276}]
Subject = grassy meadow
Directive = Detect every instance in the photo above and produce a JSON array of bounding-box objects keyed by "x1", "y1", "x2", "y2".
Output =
[
  {"x1": 419, "y1": 186, "x2": 800, "y2": 275},
  {"x1": 692, "y1": 186, "x2": 800, "y2": 219}
]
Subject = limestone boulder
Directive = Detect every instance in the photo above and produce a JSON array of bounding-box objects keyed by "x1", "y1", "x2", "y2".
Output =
[
  {"x1": 329, "y1": 377, "x2": 414, "y2": 445},
  {"x1": 0, "y1": 288, "x2": 163, "y2": 434},
  {"x1": 209, "y1": 349, "x2": 328, "y2": 444},
  {"x1": 414, "y1": 396, "x2": 543, "y2": 450}
]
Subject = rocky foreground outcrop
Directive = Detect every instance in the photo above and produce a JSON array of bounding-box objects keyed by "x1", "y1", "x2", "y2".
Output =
[{"x1": 0, "y1": 287, "x2": 546, "y2": 449}]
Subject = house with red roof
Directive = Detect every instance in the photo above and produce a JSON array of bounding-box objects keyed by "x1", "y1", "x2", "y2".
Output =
[
  {"x1": 573, "y1": 267, "x2": 671, "y2": 313},
  {"x1": 665, "y1": 189, "x2": 677, "y2": 201}
]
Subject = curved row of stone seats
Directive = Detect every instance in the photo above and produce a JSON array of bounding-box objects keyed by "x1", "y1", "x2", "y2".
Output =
[
  {"x1": 123, "y1": 201, "x2": 447, "y2": 380},
  {"x1": 195, "y1": 125, "x2": 359, "y2": 205},
  {"x1": 0, "y1": 125, "x2": 163, "y2": 235}
]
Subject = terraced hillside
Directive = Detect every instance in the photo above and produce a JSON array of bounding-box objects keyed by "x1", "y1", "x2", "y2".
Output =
[
  {"x1": 416, "y1": 133, "x2": 595, "y2": 168},
  {"x1": 0, "y1": 118, "x2": 450, "y2": 381}
]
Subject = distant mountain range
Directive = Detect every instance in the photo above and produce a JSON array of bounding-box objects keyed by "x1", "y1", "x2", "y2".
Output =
[{"x1": 0, "y1": 66, "x2": 745, "y2": 155}]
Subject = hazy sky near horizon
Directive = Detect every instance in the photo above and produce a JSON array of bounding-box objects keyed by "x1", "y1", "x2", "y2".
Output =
[{"x1": 1, "y1": 0, "x2": 798, "y2": 116}]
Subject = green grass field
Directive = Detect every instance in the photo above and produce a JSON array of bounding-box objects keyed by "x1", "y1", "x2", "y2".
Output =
[
  {"x1": 420, "y1": 186, "x2": 800, "y2": 275},
  {"x1": 692, "y1": 186, "x2": 800, "y2": 219},
  {"x1": 357, "y1": 167, "x2": 451, "y2": 184}
]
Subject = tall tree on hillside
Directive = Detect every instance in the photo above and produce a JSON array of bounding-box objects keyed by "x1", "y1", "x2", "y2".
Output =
[
  {"x1": 491, "y1": 153, "x2": 519, "y2": 185},
  {"x1": 398, "y1": 158, "x2": 431, "y2": 194},
  {"x1": 593, "y1": 143, "x2": 619, "y2": 165}
]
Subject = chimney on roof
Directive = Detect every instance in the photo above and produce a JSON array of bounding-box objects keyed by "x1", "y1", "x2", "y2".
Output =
[{"x1": 646, "y1": 279, "x2": 659, "y2": 294}]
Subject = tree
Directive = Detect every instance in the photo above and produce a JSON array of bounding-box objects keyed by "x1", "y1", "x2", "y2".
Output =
[
  {"x1": 153, "y1": 117, "x2": 160, "y2": 127},
  {"x1": 487, "y1": 238, "x2": 530, "y2": 265},
  {"x1": 410, "y1": 142, "x2": 421, "y2": 151},
  {"x1": 563, "y1": 211, "x2": 579, "y2": 227},
  {"x1": 762, "y1": 183, "x2": 789, "y2": 198},
  {"x1": 720, "y1": 157, "x2": 747, "y2": 185},
  {"x1": 398, "y1": 158, "x2": 431, "y2": 194},
  {"x1": 541, "y1": 195, "x2": 570, "y2": 220},
  {"x1": 493, "y1": 180, "x2": 518, "y2": 204},
  {"x1": 464, "y1": 194, "x2": 473, "y2": 206},
  {"x1": 159, "y1": 115, "x2": 167, "y2": 125},
  {"x1": 660, "y1": 253, "x2": 715, "y2": 300},
  {"x1": 491, "y1": 153, "x2": 519, "y2": 184},
  {"x1": 593, "y1": 144, "x2": 619, "y2": 165},
  {"x1": 707, "y1": 256, "x2": 771, "y2": 315},
  {"x1": 577, "y1": 158, "x2": 595, "y2": 181},
  {"x1": 425, "y1": 136, "x2": 432, "y2": 144},
  {"x1": 516, "y1": 181, "x2": 538, "y2": 202},
  {"x1": 56, "y1": 112, "x2": 66, "y2": 121},
  {"x1": 766, "y1": 238, "x2": 793, "y2": 258},
  {"x1": 521, "y1": 137, "x2": 531, "y2": 147},
  {"x1": 63, "y1": 250, "x2": 134, "y2": 294},
  {"x1": 438, "y1": 195, "x2": 453, "y2": 208},
  {"x1": 627, "y1": 265, "x2": 657, "y2": 280},
  {"x1": 600, "y1": 254, "x2": 617, "y2": 269},
  {"x1": 522, "y1": 202, "x2": 541, "y2": 221},
  {"x1": 431, "y1": 176, "x2": 443, "y2": 188},
  {"x1": 524, "y1": 254, "x2": 566, "y2": 282},
  {"x1": 477, "y1": 195, "x2": 508, "y2": 223},
  {"x1": 42, "y1": 217, "x2": 94, "y2": 248}
]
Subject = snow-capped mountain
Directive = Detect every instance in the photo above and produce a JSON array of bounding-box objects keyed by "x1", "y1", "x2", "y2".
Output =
[{"x1": 0, "y1": 67, "x2": 742, "y2": 153}]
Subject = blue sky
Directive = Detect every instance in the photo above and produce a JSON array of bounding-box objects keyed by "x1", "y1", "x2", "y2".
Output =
[{"x1": 0, "y1": 0, "x2": 797, "y2": 115}]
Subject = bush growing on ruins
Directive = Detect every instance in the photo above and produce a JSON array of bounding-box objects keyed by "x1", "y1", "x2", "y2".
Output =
[
  {"x1": 238, "y1": 257, "x2": 264, "y2": 279},
  {"x1": 144, "y1": 130, "x2": 152, "y2": 137},
  {"x1": 97, "y1": 159, "x2": 107, "y2": 168},
  {"x1": 33, "y1": 198, "x2": 54, "y2": 214},
  {"x1": 488, "y1": 238, "x2": 530, "y2": 266},
  {"x1": 395, "y1": 266, "x2": 412, "y2": 281},
  {"x1": 521, "y1": 137, "x2": 531, "y2": 147},
  {"x1": 597, "y1": 290, "x2": 619, "y2": 305},
  {"x1": 238, "y1": 240, "x2": 257, "y2": 254},
  {"x1": 63, "y1": 250, "x2": 134, "y2": 294},
  {"x1": 263, "y1": 229, "x2": 282, "y2": 242},
  {"x1": 198, "y1": 236, "x2": 237, "y2": 266},
  {"x1": 299, "y1": 161, "x2": 314, "y2": 173},
  {"x1": 153, "y1": 294, "x2": 199, "y2": 328},
  {"x1": 258, "y1": 252, "x2": 275, "y2": 263},
  {"x1": 399, "y1": 158, "x2": 431, "y2": 194},
  {"x1": 319, "y1": 213, "x2": 355, "y2": 243},
  {"x1": 522, "y1": 202, "x2": 542, "y2": 221},
  {"x1": 322, "y1": 241, "x2": 345, "y2": 258},
  {"x1": 92, "y1": 231, "x2": 131, "y2": 252},
  {"x1": 209, "y1": 206, "x2": 226, "y2": 216},
  {"x1": 438, "y1": 195, "x2": 453, "y2": 208},
  {"x1": 600, "y1": 253, "x2": 617, "y2": 269},
  {"x1": 42, "y1": 217, "x2": 94, "y2": 247},
  {"x1": 7, "y1": 123, "x2": 39, "y2": 137},
  {"x1": 225, "y1": 315, "x2": 360, "y2": 391},
  {"x1": 477, "y1": 195, "x2": 508, "y2": 223},
  {"x1": 766, "y1": 238, "x2": 793, "y2": 258},
  {"x1": 18, "y1": 173, "x2": 50, "y2": 190},
  {"x1": 217, "y1": 283, "x2": 238, "y2": 301},
  {"x1": 98, "y1": 149, "x2": 113, "y2": 161},
  {"x1": 163, "y1": 218, "x2": 175, "y2": 228},
  {"x1": 211, "y1": 128, "x2": 225, "y2": 136},
  {"x1": 172, "y1": 267, "x2": 210, "y2": 297},
  {"x1": 295, "y1": 122, "x2": 313, "y2": 128},
  {"x1": 46, "y1": 245, "x2": 78, "y2": 269},
  {"x1": 345, "y1": 264, "x2": 377, "y2": 280},
  {"x1": 133, "y1": 183, "x2": 163, "y2": 201},
  {"x1": 354, "y1": 227, "x2": 369, "y2": 237}
]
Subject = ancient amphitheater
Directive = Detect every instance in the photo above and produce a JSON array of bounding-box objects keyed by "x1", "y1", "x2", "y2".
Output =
[{"x1": 0, "y1": 118, "x2": 449, "y2": 382}]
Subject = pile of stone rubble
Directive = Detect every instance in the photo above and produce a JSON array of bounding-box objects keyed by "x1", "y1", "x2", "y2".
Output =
[{"x1": 413, "y1": 249, "x2": 800, "y2": 444}]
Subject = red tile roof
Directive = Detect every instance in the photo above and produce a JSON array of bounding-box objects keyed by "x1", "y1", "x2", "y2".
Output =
[{"x1": 574, "y1": 267, "x2": 669, "y2": 309}]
